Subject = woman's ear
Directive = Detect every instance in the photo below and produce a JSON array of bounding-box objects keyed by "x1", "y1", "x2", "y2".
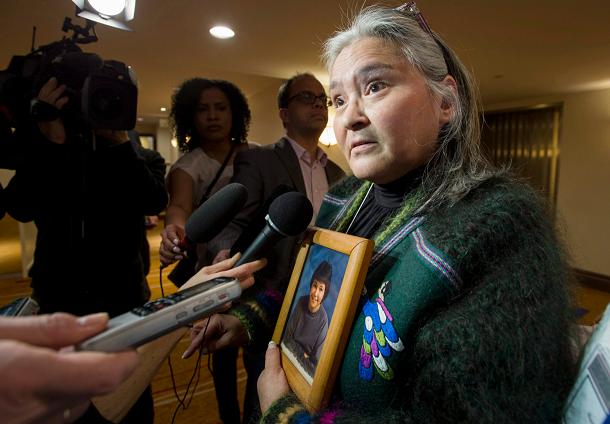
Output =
[{"x1": 439, "y1": 75, "x2": 458, "y2": 126}]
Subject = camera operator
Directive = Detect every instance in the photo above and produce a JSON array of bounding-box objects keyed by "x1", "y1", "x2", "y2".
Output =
[
  {"x1": 4, "y1": 76, "x2": 167, "y2": 422},
  {"x1": 5, "y1": 76, "x2": 168, "y2": 318}
]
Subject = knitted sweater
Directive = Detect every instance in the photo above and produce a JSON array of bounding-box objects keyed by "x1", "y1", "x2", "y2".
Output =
[{"x1": 233, "y1": 175, "x2": 577, "y2": 424}]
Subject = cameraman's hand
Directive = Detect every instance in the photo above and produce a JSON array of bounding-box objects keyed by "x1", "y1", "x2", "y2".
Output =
[
  {"x1": 96, "y1": 129, "x2": 129, "y2": 147},
  {"x1": 37, "y1": 78, "x2": 68, "y2": 145}
]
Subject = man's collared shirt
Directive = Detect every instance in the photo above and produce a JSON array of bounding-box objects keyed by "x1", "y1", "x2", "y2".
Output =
[{"x1": 285, "y1": 135, "x2": 329, "y2": 224}]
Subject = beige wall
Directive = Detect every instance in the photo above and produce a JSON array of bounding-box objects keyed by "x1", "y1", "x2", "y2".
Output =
[
  {"x1": 0, "y1": 169, "x2": 15, "y2": 188},
  {"x1": 486, "y1": 88, "x2": 610, "y2": 276}
]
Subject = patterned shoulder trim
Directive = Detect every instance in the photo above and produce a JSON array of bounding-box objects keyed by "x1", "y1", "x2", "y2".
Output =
[
  {"x1": 329, "y1": 189, "x2": 361, "y2": 229},
  {"x1": 322, "y1": 193, "x2": 349, "y2": 206},
  {"x1": 370, "y1": 216, "x2": 426, "y2": 265},
  {"x1": 410, "y1": 228, "x2": 463, "y2": 294}
]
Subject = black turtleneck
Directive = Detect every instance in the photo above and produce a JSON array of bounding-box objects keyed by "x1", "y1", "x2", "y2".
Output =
[{"x1": 346, "y1": 166, "x2": 425, "y2": 239}]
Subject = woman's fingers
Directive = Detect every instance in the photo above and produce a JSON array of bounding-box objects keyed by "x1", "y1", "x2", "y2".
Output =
[{"x1": 257, "y1": 341, "x2": 291, "y2": 414}]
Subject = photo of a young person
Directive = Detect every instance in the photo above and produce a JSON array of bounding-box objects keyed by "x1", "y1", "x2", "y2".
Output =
[{"x1": 281, "y1": 244, "x2": 349, "y2": 383}]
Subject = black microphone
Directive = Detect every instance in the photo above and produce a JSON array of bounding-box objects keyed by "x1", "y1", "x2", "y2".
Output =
[
  {"x1": 233, "y1": 191, "x2": 313, "y2": 268},
  {"x1": 180, "y1": 183, "x2": 248, "y2": 249},
  {"x1": 230, "y1": 183, "x2": 295, "y2": 257}
]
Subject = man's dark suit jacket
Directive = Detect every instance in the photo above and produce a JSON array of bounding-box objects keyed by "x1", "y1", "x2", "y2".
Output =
[{"x1": 210, "y1": 137, "x2": 345, "y2": 283}]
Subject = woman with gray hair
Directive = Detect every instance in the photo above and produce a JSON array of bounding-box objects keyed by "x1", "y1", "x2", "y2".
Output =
[{"x1": 255, "y1": 3, "x2": 577, "y2": 423}]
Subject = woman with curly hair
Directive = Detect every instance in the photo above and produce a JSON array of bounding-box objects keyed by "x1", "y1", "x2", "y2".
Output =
[
  {"x1": 159, "y1": 78, "x2": 257, "y2": 424},
  {"x1": 159, "y1": 78, "x2": 257, "y2": 271}
]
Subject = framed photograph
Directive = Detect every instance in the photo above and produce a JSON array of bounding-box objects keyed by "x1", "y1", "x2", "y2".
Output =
[{"x1": 272, "y1": 227, "x2": 375, "y2": 413}]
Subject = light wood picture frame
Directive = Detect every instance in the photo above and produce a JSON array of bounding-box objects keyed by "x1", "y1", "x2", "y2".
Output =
[{"x1": 271, "y1": 227, "x2": 375, "y2": 413}]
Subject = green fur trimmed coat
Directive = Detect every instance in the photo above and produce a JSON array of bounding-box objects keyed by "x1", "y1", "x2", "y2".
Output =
[{"x1": 232, "y1": 175, "x2": 577, "y2": 424}]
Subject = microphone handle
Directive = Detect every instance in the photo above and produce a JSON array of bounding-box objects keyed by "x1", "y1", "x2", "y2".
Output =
[
  {"x1": 233, "y1": 224, "x2": 284, "y2": 268},
  {"x1": 180, "y1": 235, "x2": 194, "y2": 250}
]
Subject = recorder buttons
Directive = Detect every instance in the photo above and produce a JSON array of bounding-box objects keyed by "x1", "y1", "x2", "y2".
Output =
[
  {"x1": 132, "y1": 307, "x2": 153, "y2": 317},
  {"x1": 193, "y1": 299, "x2": 214, "y2": 312},
  {"x1": 175, "y1": 312, "x2": 187, "y2": 321},
  {"x1": 219, "y1": 293, "x2": 229, "y2": 301}
]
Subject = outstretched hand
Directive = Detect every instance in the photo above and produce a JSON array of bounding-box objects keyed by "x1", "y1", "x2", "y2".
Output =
[
  {"x1": 258, "y1": 341, "x2": 291, "y2": 414},
  {"x1": 180, "y1": 253, "x2": 266, "y2": 358},
  {"x1": 0, "y1": 313, "x2": 139, "y2": 424},
  {"x1": 179, "y1": 252, "x2": 266, "y2": 295}
]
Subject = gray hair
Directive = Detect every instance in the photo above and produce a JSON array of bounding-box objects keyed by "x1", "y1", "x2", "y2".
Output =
[{"x1": 323, "y1": 6, "x2": 494, "y2": 215}]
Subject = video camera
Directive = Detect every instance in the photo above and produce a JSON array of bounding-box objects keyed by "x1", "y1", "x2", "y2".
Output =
[{"x1": 0, "y1": 17, "x2": 138, "y2": 138}]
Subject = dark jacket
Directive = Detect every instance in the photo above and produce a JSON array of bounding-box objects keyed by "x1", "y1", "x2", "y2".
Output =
[{"x1": 5, "y1": 128, "x2": 168, "y2": 317}]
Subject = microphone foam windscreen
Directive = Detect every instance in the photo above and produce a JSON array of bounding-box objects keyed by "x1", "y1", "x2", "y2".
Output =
[
  {"x1": 268, "y1": 192, "x2": 313, "y2": 236},
  {"x1": 185, "y1": 183, "x2": 248, "y2": 243},
  {"x1": 230, "y1": 183, "x2": 295, "y2": 256}
]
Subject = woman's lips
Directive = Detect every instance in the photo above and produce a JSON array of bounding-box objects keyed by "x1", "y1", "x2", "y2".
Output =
[{"x1": 351, "y1": 141, "x2": 376, "y2": 154}]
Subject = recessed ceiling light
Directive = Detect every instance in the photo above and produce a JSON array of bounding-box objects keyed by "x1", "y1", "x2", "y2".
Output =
[
  {"x1": 137, "y1": 117, "x2": 143, "y2": 121},
  {"x1": 210, "y1": 27, "x2": 235, "y2": 39},
  {"x1": 160, "y1": 107, "x2": 167, "y2": 112}
]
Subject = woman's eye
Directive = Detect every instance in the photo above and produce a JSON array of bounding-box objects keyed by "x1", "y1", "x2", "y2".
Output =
[
  {"x1": 369, "y1": 82, "x2": 385, "y2": 93},
  {"x1": 334, "y1": 97, "x2": 345, "y2": 107}
]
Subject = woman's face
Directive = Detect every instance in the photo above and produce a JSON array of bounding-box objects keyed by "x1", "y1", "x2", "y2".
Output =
[
  {"x1": 308, "y1": 279, "x2": 326, "y2": 313},
  {"x1": 194, "y1": 87, "x2": 233, "y2": 145},
  {"x1": 329, "y1": 37, "x2": 455, "y2": 184}
]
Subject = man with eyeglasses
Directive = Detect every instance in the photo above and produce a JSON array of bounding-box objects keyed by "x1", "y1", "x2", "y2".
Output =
[
  {"x1": 209, "y1": 72, "x2": 344, "y2": 278},
  {"x1": 206, "y1": 73, "x2": 344, "y2": 424}
]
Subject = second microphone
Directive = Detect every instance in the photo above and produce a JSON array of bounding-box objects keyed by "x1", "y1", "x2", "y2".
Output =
[{"x1": 233, "y1": 191, "x2": 313, "y2": 268}]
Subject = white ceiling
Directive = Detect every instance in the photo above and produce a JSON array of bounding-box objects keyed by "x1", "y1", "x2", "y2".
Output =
[{"x1": 2, "y1": 0, "x2": 610, "y2": 124}]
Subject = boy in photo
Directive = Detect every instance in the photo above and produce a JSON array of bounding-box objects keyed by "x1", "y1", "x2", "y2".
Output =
[{"x1": 283, "y1": 261, "x2": 332, "y2": 379}]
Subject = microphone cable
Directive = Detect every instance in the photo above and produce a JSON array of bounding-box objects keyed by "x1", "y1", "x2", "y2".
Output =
[{"x1": 158, "y1": 265, "x2": 217, "y2": 423}]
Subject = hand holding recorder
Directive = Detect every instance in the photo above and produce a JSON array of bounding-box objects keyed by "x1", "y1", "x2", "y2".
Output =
[{"x1": 0, "y1": 313, "x2": 139, "y2": 424}]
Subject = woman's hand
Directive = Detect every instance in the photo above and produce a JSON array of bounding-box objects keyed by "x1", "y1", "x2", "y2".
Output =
[
  {"x1": 258, "y1": 341, "x2": 291, "y2": 414},
  {"x1": 180, "y1": 253, "x2": 266, "y2": 358},
  {"x1": 212, "y1": 249, "x2": 231, "y2": 265},
  {"x1": 0, "y1": 313, "x2": 139, "y2": 424},
  {"x1": 36, "y1": 78, "x2": 69, "y2": 145},
  {"x1": 182, "y1": 314, "x2": 249, "y2": 358},
  {"x1": 179, "y1": 252, "x2": 265, "y2": 293},
  {"x1": 159, "y1": 224, "x2": 187, "y2": 267}
]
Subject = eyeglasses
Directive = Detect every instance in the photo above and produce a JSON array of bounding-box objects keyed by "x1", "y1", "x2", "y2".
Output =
[
  {"x1": 395, "y1": 2, "x2": 433, "y2": 37},
  {"x1": 286, "y1": 91, "x2": 333, "y2": 108},
  {"x1": 395, "y1": 1, "x2": 452, "y2": 75}
]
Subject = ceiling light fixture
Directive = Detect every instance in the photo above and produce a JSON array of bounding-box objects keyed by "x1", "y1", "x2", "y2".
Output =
[
  {"x1": 71, "y1": 0, "x2": 137, "y2": 31},
  {"x1": 210, "y1": 27, "x2": 235, "y2": 39},
  {"x1": 160, "y1": 107, "x2": 167, "y2": 112}
]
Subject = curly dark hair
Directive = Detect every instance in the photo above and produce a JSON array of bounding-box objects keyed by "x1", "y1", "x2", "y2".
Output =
[{"x1": 170, "y1": 78, "x2": 251, "y2": 153}]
